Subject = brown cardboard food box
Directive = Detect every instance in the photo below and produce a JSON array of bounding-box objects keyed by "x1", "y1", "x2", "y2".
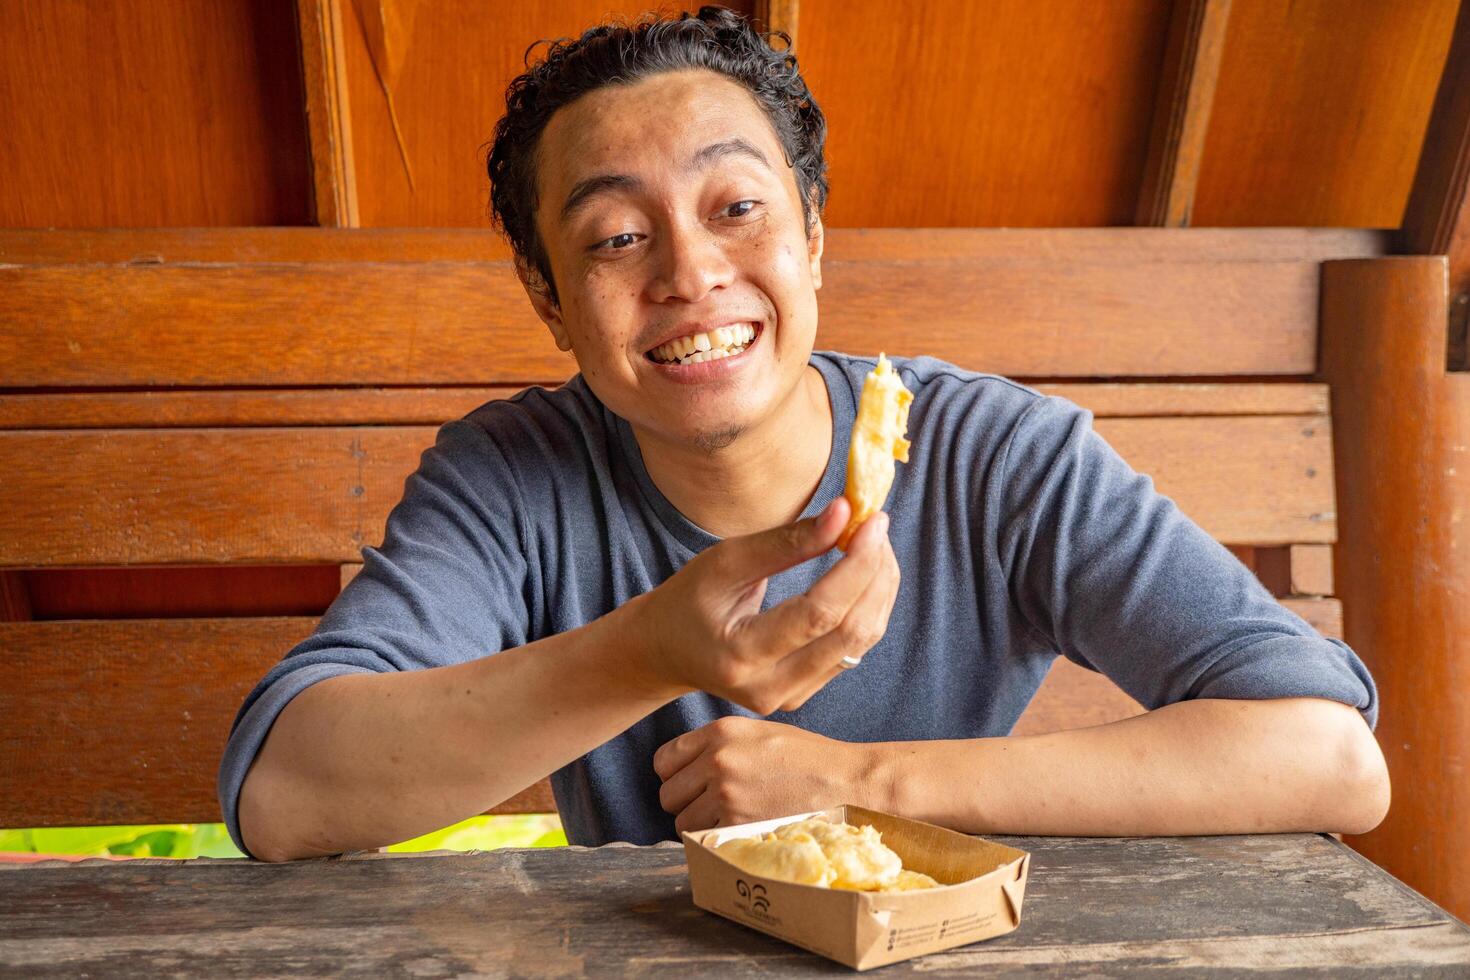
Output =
[{"x1": 681, "y1": 803, "x2": 1030, "y2": 971}]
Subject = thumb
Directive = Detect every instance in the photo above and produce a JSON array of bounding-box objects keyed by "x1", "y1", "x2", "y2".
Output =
[{"x1": 715, "y1": 496, "x2": 849, "y2": 585}]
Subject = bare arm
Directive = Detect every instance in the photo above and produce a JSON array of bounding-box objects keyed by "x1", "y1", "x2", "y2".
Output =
[
  {"x1": 868, "y1": 696, "x2": 1390, "y2": 837},
  {"x1": 239, "y1": 497, "x2": 892, "y2": 861},
  {"x1": 238, "y1": 602, "x2": 666, "y2": 862}
]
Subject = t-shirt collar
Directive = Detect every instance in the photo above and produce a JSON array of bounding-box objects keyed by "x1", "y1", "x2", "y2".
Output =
[{"x1": 609, "y1": 350, "x2": 856, "y2": 554}]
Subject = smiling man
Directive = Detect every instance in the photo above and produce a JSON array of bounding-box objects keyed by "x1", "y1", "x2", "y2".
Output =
[{"x1": 221, "y1": 6, "x2": 1389, "y2": 862}]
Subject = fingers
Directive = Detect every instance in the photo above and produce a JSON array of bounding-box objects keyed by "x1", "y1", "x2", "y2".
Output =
[
  {"x1": 774, "y1": 534, "x2": 899, "y2": 706},
  {"x1": 673, "y1": 790, "x2": 721, "y2": 834},
  {"x1": 735, "y1": 510, "x2": 890, "y2": 658},
  {"x1": 707, "y1": 497, "x2": 850, "y2": 588},
  {"x1": 657, "y1": 755, "x2": 708, "y2": 816},
  {"x1": 652, "y1": 726, "x2": 710, "y2": 781}
]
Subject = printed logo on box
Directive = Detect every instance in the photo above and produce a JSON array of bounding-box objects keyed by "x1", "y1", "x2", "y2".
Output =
[{"x1": 734, "y1": 878, "x2": 782, "y2": 924}]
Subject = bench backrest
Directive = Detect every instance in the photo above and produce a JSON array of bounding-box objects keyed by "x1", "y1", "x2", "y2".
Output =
[{"x1": 0, "y1": 227, "x2": 1382, "y2": 827}]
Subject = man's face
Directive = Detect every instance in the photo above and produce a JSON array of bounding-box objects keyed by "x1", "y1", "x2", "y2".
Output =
[{"x1": 524, "y1": 68, "x2": 824, "y2": 453}]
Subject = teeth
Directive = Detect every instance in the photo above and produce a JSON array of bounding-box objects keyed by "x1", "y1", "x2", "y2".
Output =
[{"x1": 651, "y1": 323, "x2": 759, "y2": 364}]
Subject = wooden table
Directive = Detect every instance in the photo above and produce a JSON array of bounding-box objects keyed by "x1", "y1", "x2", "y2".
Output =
[{"x1": 3, "y1": 833, "x2": 1469, "y2": 976}]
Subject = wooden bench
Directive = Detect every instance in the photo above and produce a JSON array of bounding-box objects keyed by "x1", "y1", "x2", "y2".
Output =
[{"x1": 0, "y1": 226, "x2": 1384, "y2": 831}]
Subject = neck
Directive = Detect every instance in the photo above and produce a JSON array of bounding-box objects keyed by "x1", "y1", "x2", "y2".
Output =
[{"x1": 631, "y1": 364, "x2": 834, "y2": 539}]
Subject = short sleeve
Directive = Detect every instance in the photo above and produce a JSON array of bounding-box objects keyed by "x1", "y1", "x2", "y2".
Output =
[
  {"x1": 217, "y1": 419, "x2": 533, "y2": 857},
  {"x1": 996, "y1": 395, "x2": 1378, "y2": 730}
]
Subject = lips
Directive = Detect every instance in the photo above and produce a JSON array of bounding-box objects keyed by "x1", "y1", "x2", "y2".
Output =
[{"x1": 645, "y1": 321, "x2": 763, "y2": 382}]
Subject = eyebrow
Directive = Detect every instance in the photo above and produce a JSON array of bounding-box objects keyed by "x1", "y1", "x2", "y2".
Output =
[{"x1": 557, "y1": 137, "x2": 771, "y2": 226}]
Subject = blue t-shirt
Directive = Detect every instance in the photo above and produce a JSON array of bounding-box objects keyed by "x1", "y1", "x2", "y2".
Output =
[{"x1": 218, "y1": 351, "x2": 1378, "y2": 856}]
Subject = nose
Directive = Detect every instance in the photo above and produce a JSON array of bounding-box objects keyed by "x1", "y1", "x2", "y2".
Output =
[{"x1": 646, "y1": 219, "x2": 735, "y2": 304}]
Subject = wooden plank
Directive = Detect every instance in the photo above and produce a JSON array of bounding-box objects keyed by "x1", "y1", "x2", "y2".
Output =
[
  {"x1": 340, "y1": 562, "x2": 363, "y2": 589},
  {"x1": 0, "y1": 383, "x2": 1327, "y2": 430},
  {"x1": 1015, "y1": 597, "x2": 1343, "y2": 737},
  {"x1": 1135, "y1": 0, "x2": 1232, "y2": 226},
  {"x1": 0, "y1": 416, "x2": 1334, "y2": 567},
  {"x1": 1290, "y1": 544, "x2": 1334, "y2": 596},
  {"x1": 3, "y1": 837, "x2": 1468, "y2": 975},
  {"x1": 1011, "y1": 659, "x2": 1144, "y2": 736},
  {"x1": 1280, "y1": 597, "x2": 1342, "y2": 639},
  {"x1": 0, "y1": 228, "x2": 513, "y2": 264},
  {"x1": 1257, "y1": 544, "x2": 1334, "y2": 597},
  {"x1": 0, "y1": 258, "x2": 1324, "y2": 386},
  {"x1": 0, "y1": 2, "x2": 311, "y2": 228},
  {"x1": 1092, "y1": 415, "x2": 1336, "y2": 545},
  {"x1": 754, "y1": 0, "x2": 799, "y2": 49},
  {"x1": 0, "y1": 388, "x2": 530, "y2": 429},
  {"x1": 0, "y1": 618, "x2": 553, "y2": 828},
  {"x1": 0, "y1": 572, "x2": 29, "y2": 621},
  {"x1": 1321, "y1": 256, "x2": 1470, "y2": 923},
  {"x1": 0, "y1": 427, "x2": 436, "y2": 566},
  {"x1": 0, "y1": 227, "x2": 1388, "y2": 267},
  {"x1": 1031, "y1": 383, "x2": 1327, "y2": 418},
  {"x1": 1194, "y1": 0, "x2": 1459, "y2": 228},
  {"x1": 297, "y1": 0, "x2": 360, "y2": 227},
  {"x1": 1397, "y1": 0, "x2": 1470, "y2": 370}
]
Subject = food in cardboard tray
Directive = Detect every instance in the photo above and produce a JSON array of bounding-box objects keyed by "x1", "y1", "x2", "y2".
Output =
[
  {"x1": 838, "y1": 352, "x2": 914, "y2": 551},
  {"x1": 715, "y1": 816, "x2": 939, "y2": 892}
]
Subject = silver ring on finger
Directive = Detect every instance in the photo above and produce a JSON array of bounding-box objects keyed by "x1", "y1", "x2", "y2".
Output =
[{"x1": 838, "y1": 655, "x2": 863, "y2": 670}]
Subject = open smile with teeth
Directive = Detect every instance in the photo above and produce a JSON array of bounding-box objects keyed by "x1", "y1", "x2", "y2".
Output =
[{"x1": 647, "y1": 323, "x2": 758, "y2": 366}]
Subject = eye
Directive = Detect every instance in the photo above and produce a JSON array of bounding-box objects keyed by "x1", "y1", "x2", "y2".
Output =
[
  {"x1": 722, "y1": 199, "x2": 761, "y2": 219},
  {"x1": 593, "y1": 232, "x2": 642, "y2": 252}
]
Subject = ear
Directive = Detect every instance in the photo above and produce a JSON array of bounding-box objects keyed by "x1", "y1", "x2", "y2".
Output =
[
  {"x1": 805, "y1": 199, "x2": 824, "y2": 292},
  {"x1": 517, "y1": 257, "x2": 573, "y2": 352}
]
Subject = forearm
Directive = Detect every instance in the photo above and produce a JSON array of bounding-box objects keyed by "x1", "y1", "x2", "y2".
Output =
[
  {"x1": 239, "y1": 596, "x2": 676, "y2": 861},
  {"x1": 868, "y1": 697, "x2": 1390, "y2": 837}
]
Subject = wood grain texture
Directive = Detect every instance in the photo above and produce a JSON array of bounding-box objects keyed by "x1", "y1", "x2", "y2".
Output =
[
  {"x1": 0, "y1": 383, "x2": 1326, "y2": 429},
  {"x1": 0, "y1": 257, "x2": 1325, "y2": 386},
  {"x1": 0, "y1": 427, "x2": 433, "y2": 566},
  {"x1": 298, "y1": 0, "x2": 361, "y2": 226},
  {"x1": 338, "y1": 1, "x2": 754, "y2": 227},
  {"x1": 1194, "y1": 0, "x2": 1460, "y2": 227},
  {"x1": 1013, "y1": 597, "x2": 1344, "y2": 737},
  {"x1": 0, "y1": 572, "x2": 30, "y2": 621},
  {"x1": 795, "y1": 0, "x2": 1170, "y2": 226},
  {"x1": 1322, "y1": 257, "x2": 1470, "y2": 924},
  {"x1": 0, "y1": 0, "x2": 310, "y2": 227},
  {"x1": 0, "y1": 226, "x2": 1388, "y2": 266},
  {"x1": 1396, "y1": 0, "x2": 1470, "y2": 371},
  {"x1": 1255, "y1": 544, "x2": 1335, "y2": 597},
  {"x1": 753, "y1": 0, "x2": 799, "y2": 49},
  {"x1": 2, "y1": 836, "x2": 1468, "y2": 975},
  {"x1": 0, "y1": 598, "x2": 1343, "y2": 828},
  {"x1": 22, "y1": 566, "x2": 341, "y2": 620},
  {"x1": 0, "y1": 618, "x2": 554, "y2": 827},
  {"x1": 0, "y1": 415, "x2": 1334, "y2": 567},
  {"x1": 1135, "y1": 0, "x2": 1231, "y2": 227}
]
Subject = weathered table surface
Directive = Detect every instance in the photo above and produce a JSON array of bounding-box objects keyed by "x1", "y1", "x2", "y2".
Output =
[{"x1": 3, "y1": 833, "x2": 1469, "y2": 977}]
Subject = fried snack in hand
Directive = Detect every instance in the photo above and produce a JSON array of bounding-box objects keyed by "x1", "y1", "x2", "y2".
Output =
[{"x1": 839, "y1": 352, "x2": 913, "y2": 551}]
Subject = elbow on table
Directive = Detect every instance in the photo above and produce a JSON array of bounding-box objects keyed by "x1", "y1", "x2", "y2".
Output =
[
  {"x1": 237, "y1": 758, "x2": 335, "y2": 864},
  {"x1": 1324, "y1": 706, "x2": 1392, "y2": 836}
]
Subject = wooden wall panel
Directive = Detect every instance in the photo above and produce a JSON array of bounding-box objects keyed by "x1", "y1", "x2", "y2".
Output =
[
  {"x1": 795, "y1": 0, "x2": 1172, "y2": 226},
  {"x1": 340, "y1": 1, "x2": 754, "y2": 227},
  {"x1": 0, "y1": 0, "x2": 311, "y2": 227},
  {"x1": 24, "y1": 566, "x2": 341, "y2": 621},
  {"x1": 1194, "y1": 0, "x2": 1460, "y2": 227}
]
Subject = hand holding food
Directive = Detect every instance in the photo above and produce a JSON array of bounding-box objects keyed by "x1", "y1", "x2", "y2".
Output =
[
  {"x1": 839, "y1": 353, "x2": 913, "y2": 551},
  {"x1": 627, "y1": 495, "x2": 898, "y2": 716}
]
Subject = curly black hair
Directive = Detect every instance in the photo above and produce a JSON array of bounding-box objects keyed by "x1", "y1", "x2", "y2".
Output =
[{"x1": 486, "y1": 4, "x2": 828, "y2": 308}]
